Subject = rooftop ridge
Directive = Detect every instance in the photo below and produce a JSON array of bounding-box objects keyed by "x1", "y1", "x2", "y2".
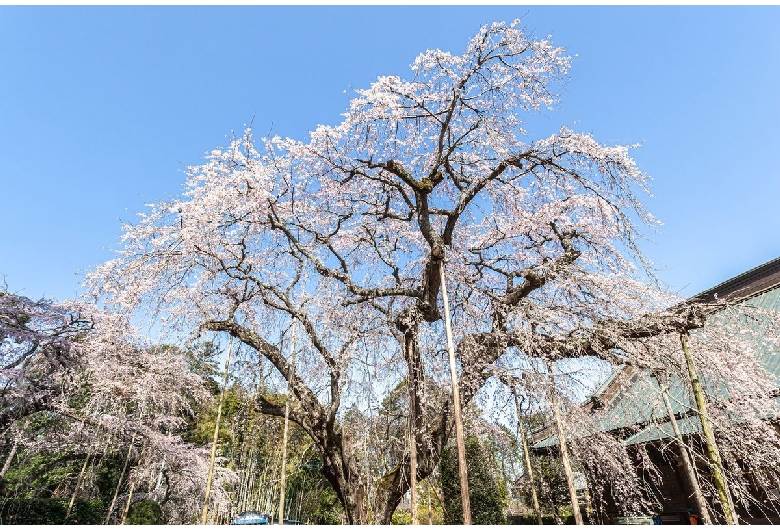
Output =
[{"x1": 690, "y1": 255, "x2": 780, "y2": 304}]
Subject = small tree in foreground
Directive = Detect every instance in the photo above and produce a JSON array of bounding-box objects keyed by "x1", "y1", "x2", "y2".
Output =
[{"x1": 0, "y1": 287, "x2": 236, "y2": 523}]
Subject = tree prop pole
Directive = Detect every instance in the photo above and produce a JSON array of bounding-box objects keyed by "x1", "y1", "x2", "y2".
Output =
[
  {"x1": 65, "y1": 442, "x2": 95, "y2": 520},
  {"x1": 657, "y1": 378, "x2": 712, "y2": 524},
  {"x1": 439, "y1": 261, "x2": 472, "y2": 525},
  {"x1": 120, "y1": 438, "x2": 147, "y2": 525},
  {"x1": 547, "y1": 362, "x2": 583, "y2": 525},
  {"x1": 409, "y1": 388, "x2": 419, "y2": 524},
  {"x1": 278, "y1": 322, "x2": 298, "y2": 525},
  {"x1": 407, "y1": 333, "x2": 419, "y2": 525},
  {"x1": 120, "y1": 473, "x2": 137, "y2": 525},
  {"x1": 427, "y1": 478, "x2": 433, "y2": 525},
  {"x1": 202, "y1": 335, "x2": 234, "y2": 525},
  {"x1": 680, "y1": 331, "x2": 737, "y2": 524},
  {"x1": 0, "y1": 442, "x2": 17, "y2": 479},
  {"x1": 513, "y1": 389, "x2": 543, "y2": 525},
  {"x1": 105, "y1": 433, "x2": 137, "y2": 524}
]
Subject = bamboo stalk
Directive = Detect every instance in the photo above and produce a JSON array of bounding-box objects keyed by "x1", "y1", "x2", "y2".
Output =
[
  {"x1": 439, "y1": 261, "x2": 471, "y2": 525},
  {"x1": 105, "y1": 433, "x2": 137, "y2": 524},
  {"x1": 120, "y1": 438, "x2": 147, "y2": 525},
  {"x1": 680, "y1": 331, "x2": 737, "y2": 524},
  {"x1": 409, "y1": 405, "x2": 419, "y2": 524},
  {"x1": 513, "y1": 389, "x2": 543, "y2": 525},
  {"x1": 658, "y1": 378, "x2": 712, "y2": 524},
  {"x1": 278, "y1": 322, "x2": 298, "y2": 525},
  {"x1": 547, "y1": 363, "x2": 583, "y2": 525},
  {"x1": 427, "y1": 478, "x2": 433, "y2": 525},
  {"x1": 120, "y1": 473, "x2": 137, "y2": 525},
  {"x1": 65, "y1": 444, "x2": 95, "y2": 520},
  {"x1": 202, "y1": 336, "x2": 235, "y2": 525}
]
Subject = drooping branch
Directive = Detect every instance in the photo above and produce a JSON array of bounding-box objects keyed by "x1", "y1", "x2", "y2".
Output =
[{"x1": 201, "y1": 318, "x2": 328, "y2": 438}]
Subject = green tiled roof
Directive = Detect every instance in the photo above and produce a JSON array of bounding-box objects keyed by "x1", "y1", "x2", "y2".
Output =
[{"x1": 533, "y1": 286, "x2": 780, "y2": 450}]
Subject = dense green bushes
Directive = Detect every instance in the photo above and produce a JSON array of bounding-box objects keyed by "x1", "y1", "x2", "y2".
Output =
[
  {"x1": 125, "y1": 499, "x2": 164, "y2": 524},
  {"x1": 0, "y1": 498, "x2": 104, "y2": 525}
]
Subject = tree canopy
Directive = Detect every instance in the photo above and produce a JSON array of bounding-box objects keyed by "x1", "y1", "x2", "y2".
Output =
[{"x1": 84, "y1": 19, "x2": 780, "y2": 524}]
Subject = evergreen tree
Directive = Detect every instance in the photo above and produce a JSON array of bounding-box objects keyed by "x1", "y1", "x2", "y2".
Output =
[{"x1": 440, "y1": 435, "x2": 507, "y2": 524}]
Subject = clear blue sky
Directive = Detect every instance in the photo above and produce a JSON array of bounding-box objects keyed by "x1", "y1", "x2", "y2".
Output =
[{"x1": 1, "y1": 6, "x2": 779, "y2": 302}]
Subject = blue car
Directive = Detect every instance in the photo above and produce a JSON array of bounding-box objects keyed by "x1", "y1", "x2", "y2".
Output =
[{"x1": 232, "y1": 511, "x2": 271, "y2": 525}]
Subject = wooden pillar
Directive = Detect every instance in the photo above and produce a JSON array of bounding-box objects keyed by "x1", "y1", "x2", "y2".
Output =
[
  {"x1": 440, "y1": 262, "x2": 472, "y2": 524},
  {"x1": 409, "y1": 371, "x2": 419, "y2": 525},
  {"x1": 547, "y1": 363, "x2": 583, "y2": 525},
  {"x1": 278, "y1": 323, "x2": 298, "y2": 525},
  {"x1": 202, "y1": 336, "x2": 234, "y2": 525},
  {"x1": 680, "y1": 331, "x2": 737, "y2": 524},
  {"x1": 513, "y1": 389, "x2": 543, "y2": 525},
  {"x1": 657, "y1": 379, "x2": 712, "y2": 524}
]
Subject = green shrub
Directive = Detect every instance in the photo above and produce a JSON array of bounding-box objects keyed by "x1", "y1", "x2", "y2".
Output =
[
  {"x1": 391, "y1": 510, "x2": 412, "y2": 524},
  {"x1": 125, "y1": 498, "x2": 164, "y2": 524},
  {"x1": 0, "y1": 497, "x2": 104, "y2": 525}
]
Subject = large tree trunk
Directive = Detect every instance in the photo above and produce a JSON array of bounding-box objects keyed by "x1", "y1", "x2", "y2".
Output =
[{"x1": 319, "y1": 432, "x2": 368, "y2": 524}]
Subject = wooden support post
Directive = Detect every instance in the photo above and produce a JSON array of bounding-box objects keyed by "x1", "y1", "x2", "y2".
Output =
[
  {"x1": 278, "y1": 323, "x2": 298, "y2": 526},
  {"x1": 658, "y1": 382, "x2": 712, "y2": 524},
  {"x1": 427, "y1": 478, "x2": 433, "y2": 525},
  {"x1": 120, "y1": 438, "x2": 147, "y2": 525},
  {"x1": 65, "y1": 444, "x2": 95, "y2": 520},
  {"x1": 409, "y1": 381, "x2": 419, "y2": 525},
  {"x1": 513, "y1": 389, "x2": 543, "y2": 525},
  {"x1": 202, "y1": 336, "x2": 234, "y2": 525},
  {"x1": 103, "y1": 433, "x2": 136, "y2": 524},
  {"x1": 405, "y1": 329, "x2": 420, "y2": 525},
  {"x1": 105, "y1": 433, "x2": 136, "y2": 524},
  {"x1": 439, "y1": 261, "x2": 472, "y2": 525},
  {"x1": 547, "y1": 363, "x2": 583, "y2": 525},
  {"x1": 0, "y1": 442, "x2": 17, "y2": 479},
  {"x1": 120, "y1": 474, "x2": 137, "y2": 525},
  {"x1": 680, "y1": 331, "x2": 737, "y2": 524}
]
